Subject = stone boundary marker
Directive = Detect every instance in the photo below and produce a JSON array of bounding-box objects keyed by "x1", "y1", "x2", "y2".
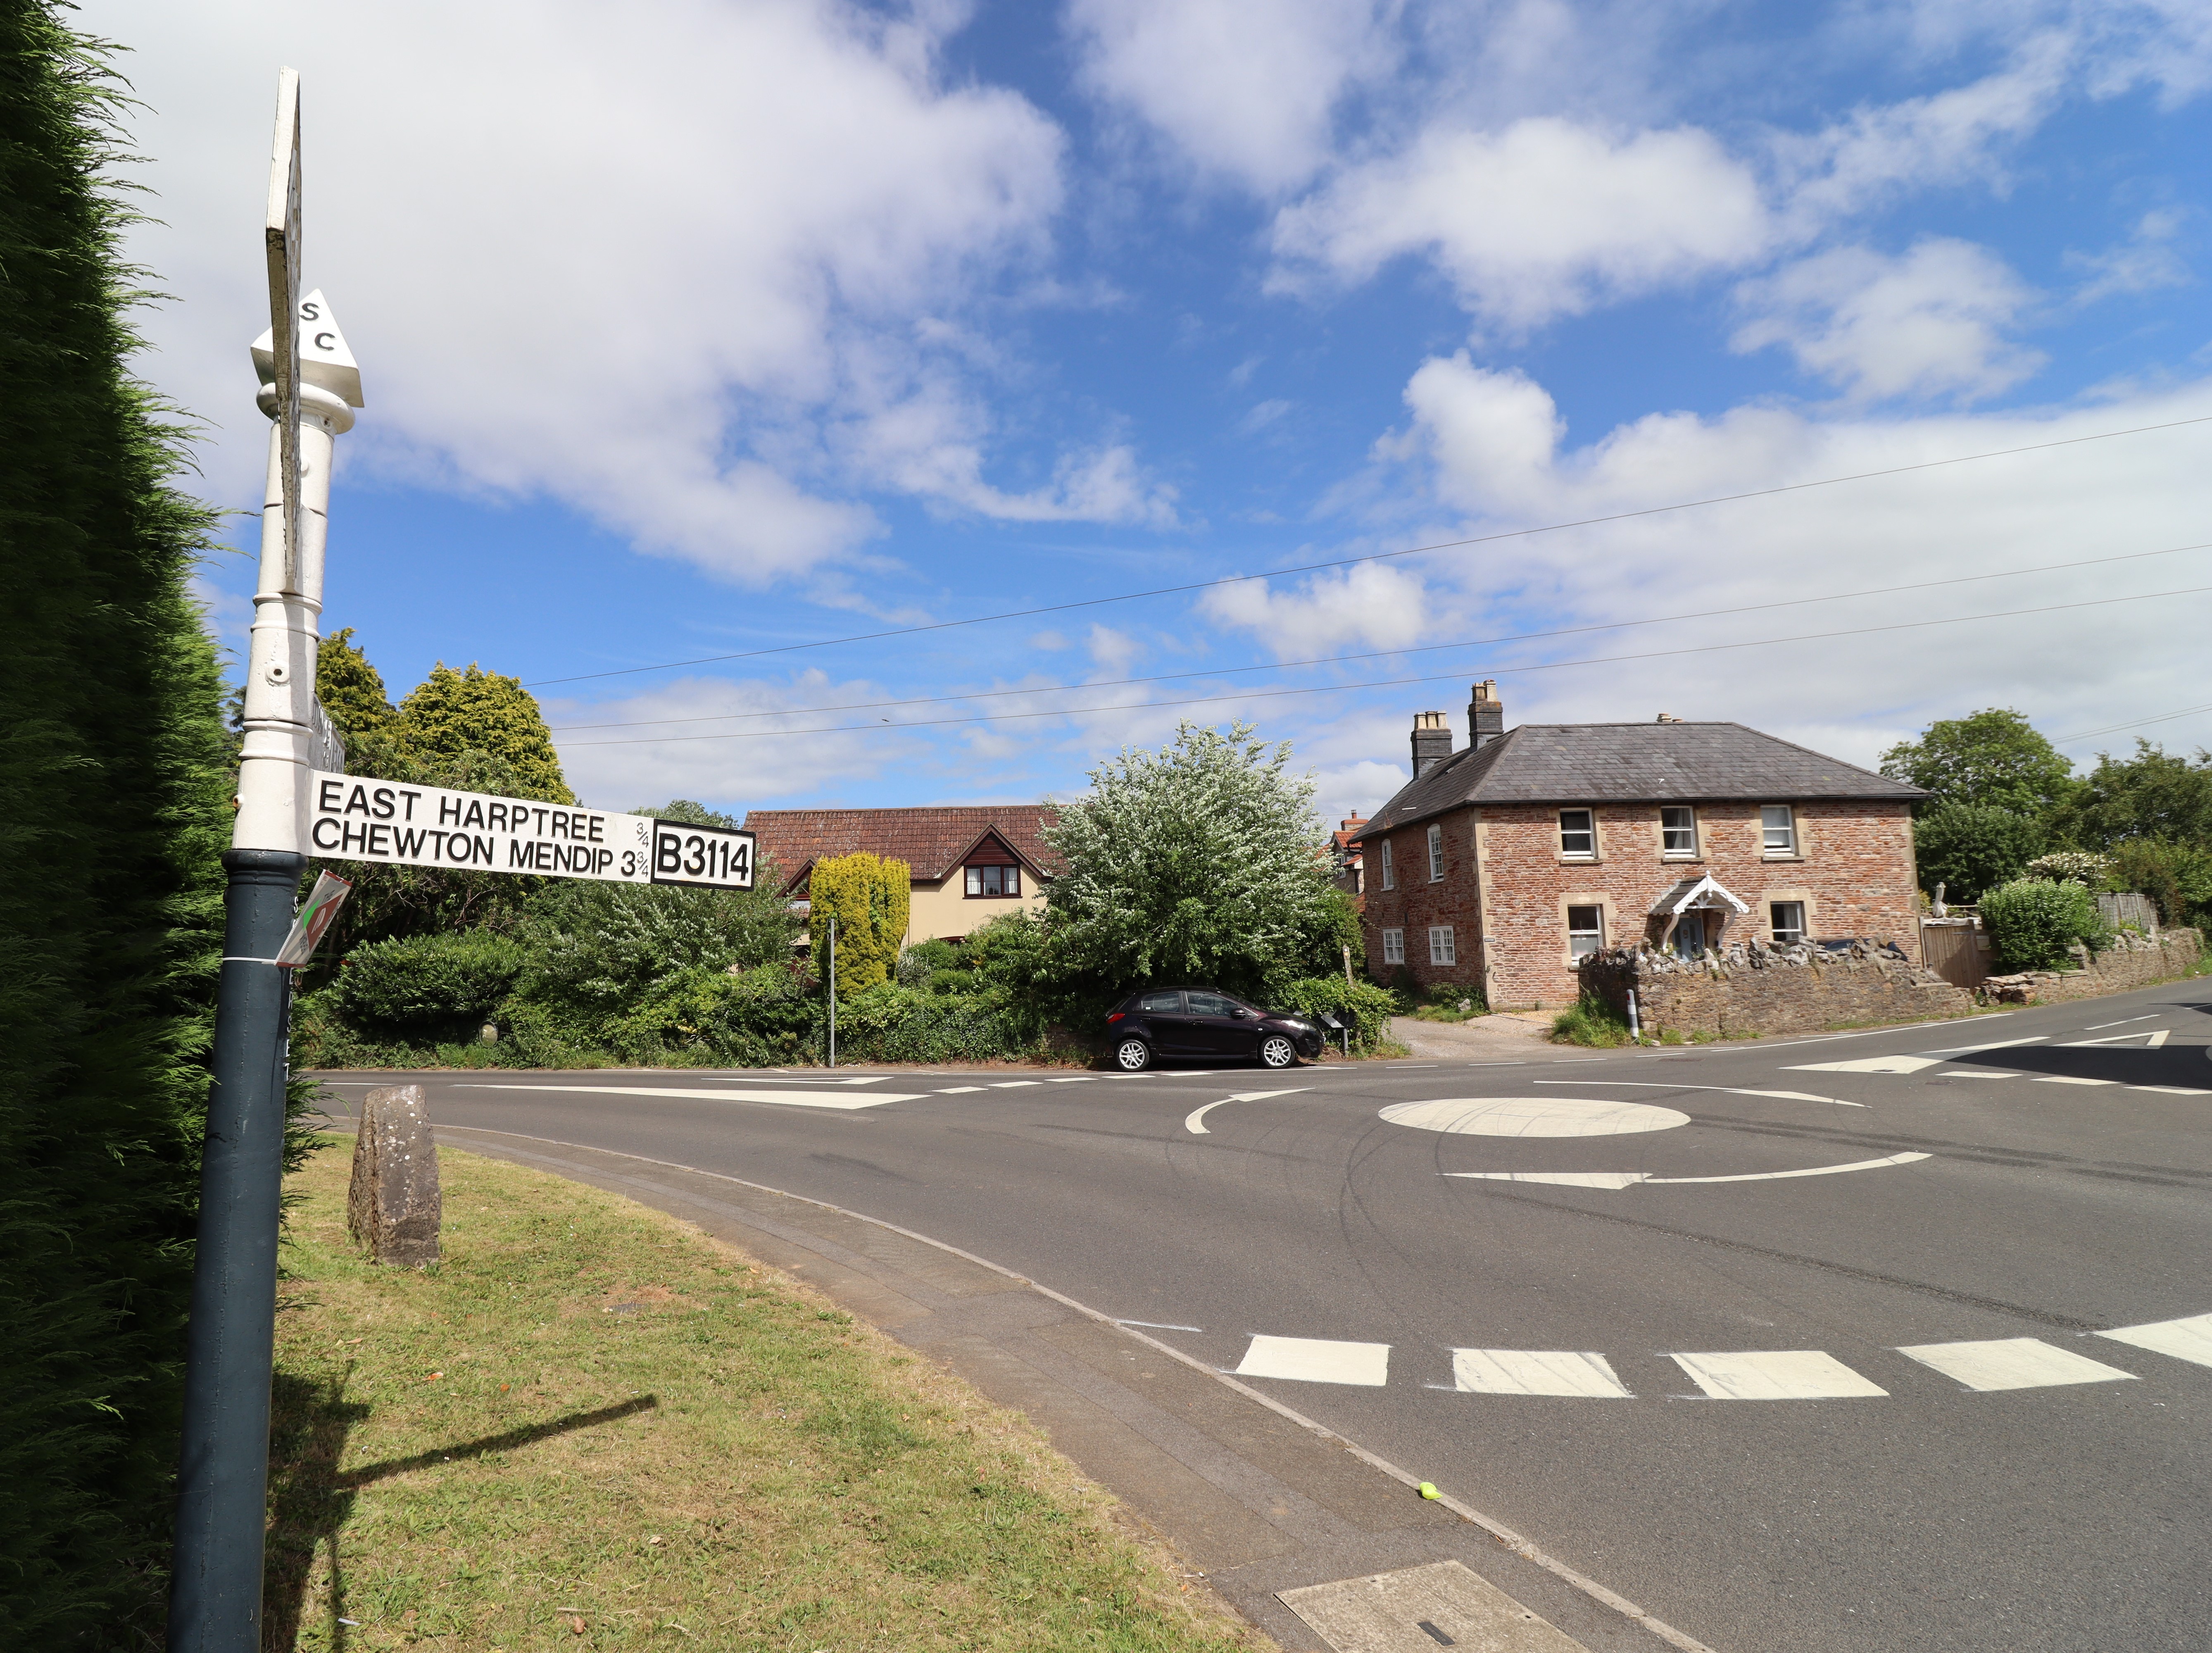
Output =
[{"x1": 347, "y1": 1084, "x2": 441, "y2": 1265}]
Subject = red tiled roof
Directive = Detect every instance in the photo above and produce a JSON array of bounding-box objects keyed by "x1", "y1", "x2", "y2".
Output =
[{"x1": 740, "y1": 806, "x2": 1062, "y2": 891}]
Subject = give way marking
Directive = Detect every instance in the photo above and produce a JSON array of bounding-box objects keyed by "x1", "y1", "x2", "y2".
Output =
[
  {"x1": 1447, "y1": 1151, "x2": 1931, "y2": 1189},
  {"x1": 453, "y1": 1082, "x2": 918, "y2": 1110}
]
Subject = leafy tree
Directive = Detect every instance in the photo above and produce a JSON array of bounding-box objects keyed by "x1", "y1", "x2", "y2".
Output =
[
  {"x1": 2107, "y1": 838, "x2": 2212, "y2": 929},
  {"x1": 395, "y1": 661, "x2": 573, "y2": 803},
  {"x1": 0, "y1": 8, "x2": 235, "y2": 1634},
  {"x1": 1911, "y1": 802, "x2": 2043, "y2": 901},
  {"x1": 1042, "y1": 722, "x2": 1342, "y2": 1000},
  {"x1": 2050, "y1": 741, "x2": 2212, "y2": 850},
  {"x1": 314, "y1": 625, "x2": 394, "y2": 742},
  {"x1": 809, "y1": 851, "x2": 911, "y2": 997},
  {"x1": 1880, "y1": 709, "x2": 2076, "y2": 819}
]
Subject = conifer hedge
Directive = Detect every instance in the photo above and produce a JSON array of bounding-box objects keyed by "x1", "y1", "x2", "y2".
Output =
[{"x1": 1, "y1": 5, "x2": 233, "y2": 1638}]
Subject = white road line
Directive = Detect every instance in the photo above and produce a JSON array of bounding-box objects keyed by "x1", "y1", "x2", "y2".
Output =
[
  {"x1": 1936, "y1": 1069, "x2": 2021, "y2": 1078},
  {"x1": 1117, "y1": 1319, "x2": 1205, "y2": 1333},
  {"x1": 2032, "y1": 1076, "x2": 2118, "y2": 1086},
  {"x1": 1045, "y1": 1076, "x2": 1098, "y2": 1083},
  {"x1": 2098, "y1": 1313, "x2": 2212, "y2": 1369},
  {"x1": 2086, "y1": 1015, "x2": 2160, "y2": 1029},
  {"x1": 1233, "y1": 1335, "x2": 1391, "y2": 1387},
  {"x1": 1645, "y1": 1151, "x2": 1930, "y2": 1184},
  {"x1": 1449, "y1": 1171, "x2": 1652, "y2": 1189},
  {"x1": 1744, "y1": 1015, "x2": 2016, "y2": 1053},
  {"x1": 1897, "y1": 1337, "x2": 2137, "y2": 1391},
  {"x1": 935, "y1": 1086, "x2": 985, "y2": 1093},
  {"x1": 1536, "y1": 1080, "x2": 1865, "y2": 1108},
  {"x1": 989, "y1": 1081, "x2": 1042, "y2": 1089},
  {"x1": 450, "y1": 1083, "x2": 916, "y2": 1110},
  {"x1": 1917, "y1": 1036, "x2": 2051, "y2": 1056},
  {"x1": 1447, "y1": 1349, "x2": 1634, "y2": 1397},
  {"x1": 2130, "y1": 1085, "x2": 2212, "y2": 1095},
  {"x1": 1671, "y1": 1351, "x2": 1887, "y2": 1399},
  {"x1": 2061, "y1": 1029, "x2": 2170, "y2": 1047},
  {"x1": 1184, "y1": 1089, "x2": 1309, "y2": 1134}
]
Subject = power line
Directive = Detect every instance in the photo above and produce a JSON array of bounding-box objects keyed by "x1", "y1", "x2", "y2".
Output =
[
  {"x1": 544, "y1": 538, "x2": 2210, "y2": 731},
  {"x1": 525, "y1": 413, "x2": 2212, "y2": 689},
  {"x1": 555, "y1": 579, "x2": 2212, "y2": 748},
  {"x1": 2054, "y1": 702, "x2": 2212, "y2": 745}
]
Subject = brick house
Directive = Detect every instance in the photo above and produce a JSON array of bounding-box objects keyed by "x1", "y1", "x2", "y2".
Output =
[
  {"x1": 1354, "y1": 683, "x2": 1926, "y2": 1008},
  {"x1": 740, "y1": 806, "x2": 1059, "y2": 946}
]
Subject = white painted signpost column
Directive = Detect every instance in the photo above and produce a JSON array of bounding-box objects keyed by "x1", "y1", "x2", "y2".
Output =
[{"x1": 170, "y1": 73, "x2": 754, "y2": 1653}]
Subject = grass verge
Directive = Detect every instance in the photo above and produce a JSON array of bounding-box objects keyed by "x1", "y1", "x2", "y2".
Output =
[{"x1": 266, "y1": 1140, "x2": 1264, "y2": 1651}]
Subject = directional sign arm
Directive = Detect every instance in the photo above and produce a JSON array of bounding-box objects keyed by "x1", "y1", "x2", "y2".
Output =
[{"x1": 264, "y1": 67, "x2": 302, "y2": 591}]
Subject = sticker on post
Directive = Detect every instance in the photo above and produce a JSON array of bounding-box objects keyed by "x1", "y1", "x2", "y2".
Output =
[{"x1": 275, "y1": 870, "x2": 352, "y2": 967}]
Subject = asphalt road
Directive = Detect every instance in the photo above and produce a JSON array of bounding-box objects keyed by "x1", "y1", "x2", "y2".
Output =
[{"x1": 316, "y1": 980, "x2": 2212, "y2": 1653}]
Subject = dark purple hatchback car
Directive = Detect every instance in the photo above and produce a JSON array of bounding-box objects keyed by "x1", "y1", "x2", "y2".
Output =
[{"x1": 1102, "y1": 987, "x2": 1324, "y2": 1072}]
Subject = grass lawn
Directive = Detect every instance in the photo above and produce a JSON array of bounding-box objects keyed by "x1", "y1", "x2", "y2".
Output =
[{"x1": 266, "y1": 1139, "x2": 1264, "y2": 1651}]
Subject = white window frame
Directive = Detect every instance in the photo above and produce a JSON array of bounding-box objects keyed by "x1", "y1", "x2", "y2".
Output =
[
  {"x1": 1428, "y1": 925, "x2": 1456, "y2": 966},
  {"x1": 1770, "y1": 900, "x2": 1806, "y2": 943},
  {"x1": 1380, "y1": 838, "x2": 1396, "y2": 891},
  {"x1": 1427, "y1": 823, "x2": 1445, "y2": 881},
  {"x1": 1660, "y1": 805, "x2": 1698, "y2": 859},
  {"x1": 1558, "y1": 807, "x2": 1596, "y2": 859},
  {"x1": 1381, "y1": 927, "x2": 1405, "y2": 965},
  {"x1": 1761, "y1": 804, "x2": 1798, "y2": 856},
  {"x1": 1567, "y1": 904, "x2": 1605, "y2": 958}
]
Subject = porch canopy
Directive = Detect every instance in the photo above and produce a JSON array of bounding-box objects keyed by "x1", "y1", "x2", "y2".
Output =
[{"x1": 1648, "y1": 874, "x2": 1750, "y2": 918}]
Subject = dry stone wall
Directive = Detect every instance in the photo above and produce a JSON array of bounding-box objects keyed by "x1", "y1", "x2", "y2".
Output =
[
  {"x1": 1980, "y1": 928, "x2": 2200, "y2": 1005},
  {"x1": 1577, "y1": 937, "x2": 1972, "y2": 1038}
]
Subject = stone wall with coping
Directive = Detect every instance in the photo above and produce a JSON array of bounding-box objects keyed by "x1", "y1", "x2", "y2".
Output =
[
  {"x1": 1979, "y1": 928, "x2": 2200, "y2": 1005},
  {"x1": 1577, "y1": 936, "x2": 1972, "y2": 1038}
]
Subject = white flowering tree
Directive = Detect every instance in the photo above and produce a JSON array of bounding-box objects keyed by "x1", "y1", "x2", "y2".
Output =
[{"x1": 1042, "y1": 722, "x2": 1351, "y2": 999}]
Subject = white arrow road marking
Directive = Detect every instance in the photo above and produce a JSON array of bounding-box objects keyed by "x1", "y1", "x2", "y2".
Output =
[
  {"x1": 1784, "y1": 1054, "x2": 1947, "y2": 1074},
  {"x1": 1917, "y1": 1036, "x2": 2052, "y2": 1055},
  {"x1": 1898, "y1": 1338, "x2": 2137, "y2": 1391},
  {"x1": 1233, "y1": 1334, "x2": 1390, "y2": 1386},
  {"x1": 452, "y1": 1083, "x2": 916, "y2": 1110},
  {"x1": 1672, "y1": 1350, "x2": 1887, "y2": 1399},
  {"x1": 1446, "y1": 1151, "x2": 1931, "y2": 1189},
  {"x1": 2085, "y1": 1015, "x2": 2160, "y2": 1029},
  {"x1": 1445, "y1": 1350, "x2": 1634, "y2": 1397},
  {"x1": 1183, "y1": 1089, "x2": 1309, "y2": 1133},
  {"x1": 2098, "y1": 1312, "x2": 2212, "y2": 1369},
  {"x1": 1535, "y1": 1079, "x2": 1866, "y2": 1108},
  {"x1": 2060, "y1": 1029, "x2": 2170, "y2": 1047}
]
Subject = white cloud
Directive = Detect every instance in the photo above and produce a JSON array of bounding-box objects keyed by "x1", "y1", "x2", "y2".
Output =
[
  {"x1": 87, "y1": 0, "x2": 1146, "y2": 584},
  {"x1": 1270, "y1": 118, "x2": 1771, "y2": 328},
  {"x1": 1085, "y1": 625, "x2": 1144, "y2": 674},
  {"x1": 1732, "y1": 238, "x2": 2044, "y2": 403},
  {"x1": 1066, "y1": 0, "x2": 1397, "y2": 193},
  {"x1": 2067, "y1": 210, "x2": 2193, "y2": 305},
  {"x1": 1200, "y1": 561, "x2": 1434, "y2": 658}
]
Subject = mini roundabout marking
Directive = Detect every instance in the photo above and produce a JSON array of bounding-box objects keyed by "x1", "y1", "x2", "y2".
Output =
[{"x1": 1378, "y1": 1089, "x2": 1929, "y2": 1190}]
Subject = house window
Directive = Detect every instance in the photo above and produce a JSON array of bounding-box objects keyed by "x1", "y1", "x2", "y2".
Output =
[
  {"x1": 1661, "y1": 806, "x2": 1698, "y2": 858},
  {"x1": 1382, "y1": 927, "x2": 1405, "y2": 965},
  {"x1": 964, "y1": 864, "x2": 1020, "y2": 897},
  {"x1": 1428, "y1": 926, "x2": 1456, "y2": 966},
  {"x1": 1567, "y1": 905, "x2": 1604, "y2": 958},
  {"x1": 1427, "y1": 823, "x2": 1445, "y2": 881},
  {"x1": 1559, "y1": 808, "x2": 1595, "y2": 858},
  {"x1": 1771, "y1": 900, "x2": 1806, "y2": 943},
  {"x1": 1761, "y1": 804, "x2": 1797, "y2": 855},
  {"x1": 1380, "y1": 838, "x2": 1396, "y2": 890}
]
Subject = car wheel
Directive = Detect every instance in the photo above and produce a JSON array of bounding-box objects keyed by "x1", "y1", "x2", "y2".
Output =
[
  {"x1": 1258, "y1": 1034, "x2": 1298, "y2": 1070},
  {"x1": 1114, "y1": 1037, "x2": 1154, "y2": 1072}
]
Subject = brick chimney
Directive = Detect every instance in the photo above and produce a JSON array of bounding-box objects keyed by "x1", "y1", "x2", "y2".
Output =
[
  {"x1": 1469, "y1": 679, "x2": 1504, "y2": 748},
  {"x1": 1410, "y1": 711, "x2": 1453, "y2": 776}
]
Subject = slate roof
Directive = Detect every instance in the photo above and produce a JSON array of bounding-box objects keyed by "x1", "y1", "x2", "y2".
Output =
[
  {"x1": 740, "y1": 805, "x2": 1061, "y2": 892},
  {"x1": 1357, "y1": 723, "x2": 1923, "y2": 838}
]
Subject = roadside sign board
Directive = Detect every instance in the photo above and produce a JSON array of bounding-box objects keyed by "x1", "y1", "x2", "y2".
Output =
[
  {"x1": 304, "y1": 771, "x2": 753, "y2": 889},
  {"x1": 274, "y1": 870, "x2": 352, "y2": 967}
]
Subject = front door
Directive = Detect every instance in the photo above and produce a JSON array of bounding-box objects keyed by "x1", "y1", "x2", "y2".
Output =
[
  {"x1": 1182, "y1": 990, "x2": 1256, "y2": 1058},
  {"x1": 1674, "y1": 912, "x2": 1707, "y2": 956}
]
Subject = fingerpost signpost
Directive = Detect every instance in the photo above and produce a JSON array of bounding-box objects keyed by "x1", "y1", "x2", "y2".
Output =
[{"x1": 167, "y1": 73, "x2": 752, "y2": 1652}]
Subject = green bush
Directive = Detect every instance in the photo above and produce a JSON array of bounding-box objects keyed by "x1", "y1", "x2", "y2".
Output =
[
  {"x1": 519, "y1": 874, "x2": 801, "y2": 1019},
  {"x1": 1980, "y1": 878, "x2": 2108, "y2": 971},
  {"x1": 1551, "y1": 996, "x2": 1634, "y2": 1047},
  {"x1": 1912, "y1": 801, "x2": 2043, "y2": 901},
  {"x1": 1265, "y1": 977, "x2": 1398, "y2": 1054},
  {"x1": 2107, "y1": 838, "x2": 2212, "y2": 928},
  {"x1": 331, "y1": 931, "x2": 526, "y2": 1036}
]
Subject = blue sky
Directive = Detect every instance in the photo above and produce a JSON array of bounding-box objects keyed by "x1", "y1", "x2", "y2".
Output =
[{"x1": 96, "y1": 0, "x2": 2212, "y2": 824}]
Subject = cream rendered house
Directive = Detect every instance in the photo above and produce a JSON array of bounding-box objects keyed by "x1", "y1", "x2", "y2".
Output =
[{"x1": 740, "y1": 806, "x2": 1058, "y2": 945}]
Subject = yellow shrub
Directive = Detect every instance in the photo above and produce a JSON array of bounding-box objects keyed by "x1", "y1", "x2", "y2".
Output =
[{"x1": 808, "y1": 851, "x2": 910, "y2": 995}]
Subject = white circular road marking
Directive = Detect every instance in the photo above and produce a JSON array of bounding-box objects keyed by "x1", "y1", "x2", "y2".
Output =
[{"x1": 1379, "y1": 1096, "x2": 1691, "y2": 1138}]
